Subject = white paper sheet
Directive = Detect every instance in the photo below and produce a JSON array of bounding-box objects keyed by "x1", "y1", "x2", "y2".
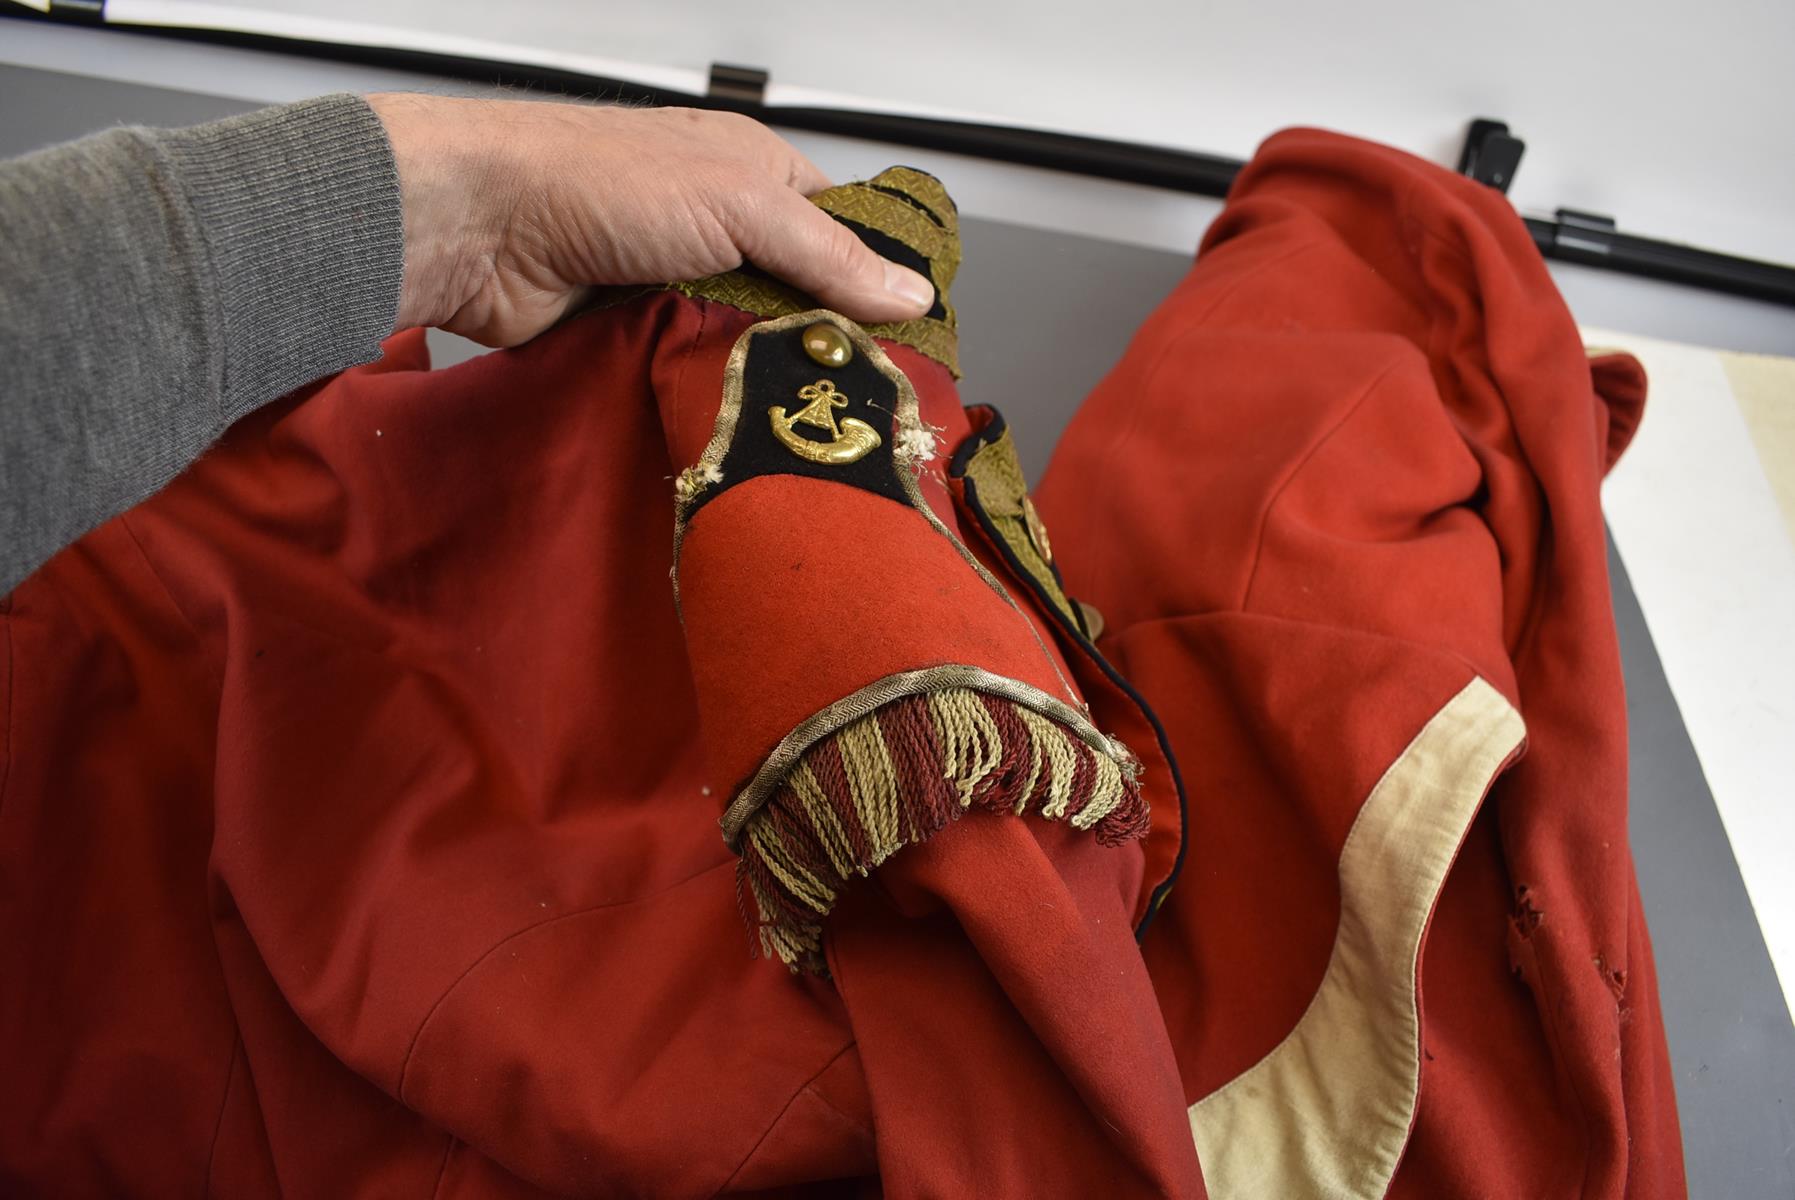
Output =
[{"x1": 1593, "y1": 327, "x2": 1795, "y2": 1015}]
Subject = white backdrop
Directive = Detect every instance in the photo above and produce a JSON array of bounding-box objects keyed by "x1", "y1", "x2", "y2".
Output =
[
  {"x1": 14, "y1": 0, "x2": 1795, "y2": 261},
  {"x1": 59, "y1": 0, "x2": 1795, "y2": 265}
]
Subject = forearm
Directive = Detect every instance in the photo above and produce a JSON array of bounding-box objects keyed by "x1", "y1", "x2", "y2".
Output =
[{"x1": 0, "y1": 94, "x2": 404, "y2": 592}]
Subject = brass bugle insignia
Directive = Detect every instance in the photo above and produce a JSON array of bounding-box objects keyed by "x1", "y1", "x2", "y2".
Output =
[{"x1": 768, "y1": 379, "x2": 883, "y2": 466}]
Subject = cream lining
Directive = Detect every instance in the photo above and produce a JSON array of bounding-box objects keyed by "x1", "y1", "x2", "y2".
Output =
[{"x1": 1189, "y1": 676, "x2": 1526, "y2": 1200}]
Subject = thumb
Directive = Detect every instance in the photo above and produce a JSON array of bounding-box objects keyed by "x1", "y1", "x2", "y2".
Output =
[{"x1": 732, "y1": 182, "x2": 936, "y2": 323}]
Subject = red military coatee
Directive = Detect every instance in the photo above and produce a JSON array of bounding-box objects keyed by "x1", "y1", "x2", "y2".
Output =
[
  {"x1": 1039, "y1": 128, "x2": 1684, "y2": 1198},
  {"x1": 0, "y1": 134, "x2": 1684, "y2": 1199},
  {"x1": 0, "y1": 166, "x2": 1197, "y2": 1197}
]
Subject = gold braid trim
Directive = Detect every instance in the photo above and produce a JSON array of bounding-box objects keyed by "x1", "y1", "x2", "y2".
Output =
[
  {"x1": 960, "y1": 426, "x2": 1080, "y2": 628},
  {"x1": 814, "y1": 189, "x2": 959, "y2": 331},
  {"x1": 816, "y1": 188, "x2": 958, "y2": 265},
  {"x1": 868, "y1": 166, "x2": 959, "y2": 233},
  {"x1": 815, "y1": 190, "x2": 959, "y2": 285},
  {"x1": 670, "y1": 276, "x2": 960, "y2": 376},
  {"x1": 667, "y1": 167, "x2": 962, "y2": 376}
]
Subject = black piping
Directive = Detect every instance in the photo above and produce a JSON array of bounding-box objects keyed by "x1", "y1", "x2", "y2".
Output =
[{"x1": 949, "y1": 408, "x2": 1191, "y2": 937}]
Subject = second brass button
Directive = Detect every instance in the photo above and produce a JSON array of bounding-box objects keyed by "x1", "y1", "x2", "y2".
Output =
[{"x1": 801, "y1": 322, "x2": 853, "y2": 368}]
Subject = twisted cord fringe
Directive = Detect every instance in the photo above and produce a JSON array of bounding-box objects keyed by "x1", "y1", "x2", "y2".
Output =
[{"x1": 737, "y1": 688, "x2": 1149, "y2": 971}]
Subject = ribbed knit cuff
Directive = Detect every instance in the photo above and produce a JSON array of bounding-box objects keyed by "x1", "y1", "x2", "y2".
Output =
[{"x1": 156, "y1": 93, "x2": 405, "y2": 423}]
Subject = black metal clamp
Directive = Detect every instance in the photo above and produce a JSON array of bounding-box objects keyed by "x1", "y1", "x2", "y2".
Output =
[
  {"x1": 1548, "y1": 209, "x2": 1619, "y2": 258},
  {"x1": 1457, "y1": 118, "x2": 1526, "y2": 193},
  {"x1": 707, "y1": 63, "x2": 769, "y2": 106}
]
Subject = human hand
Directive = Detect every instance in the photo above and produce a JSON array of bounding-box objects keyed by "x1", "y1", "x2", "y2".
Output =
[{"x1": 367, "y1": 93, "x2": 937, "y2": 347}]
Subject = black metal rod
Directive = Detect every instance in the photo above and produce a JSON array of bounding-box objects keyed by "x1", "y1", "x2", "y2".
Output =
[
  {"x1": 1523, "y1": 216, "x2": 1795, "y2": 306},
  {"x1": 7, "y1": 4, "x2": 1793, "y2": 308}
]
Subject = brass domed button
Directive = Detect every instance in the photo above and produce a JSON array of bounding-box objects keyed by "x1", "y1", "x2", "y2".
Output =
[{"x1": 801, "y1": 322, "x2": 853, "y2": 368}]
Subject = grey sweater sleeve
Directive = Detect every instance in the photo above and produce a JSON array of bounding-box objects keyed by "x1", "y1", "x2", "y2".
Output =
[{"x1": 0, "y1": 94, "x2": 405, "y2": 592}]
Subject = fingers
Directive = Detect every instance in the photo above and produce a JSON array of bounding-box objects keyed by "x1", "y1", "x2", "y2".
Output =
[
  {"x1": 731, "y1": 181, "x2": 936, "y2": 323},
  {"x1": 772, "y1": 141, "x2": 834, "y2": 197},
  {"x1": 713, "y1": 109, "x2": 833, "y2": 196}
]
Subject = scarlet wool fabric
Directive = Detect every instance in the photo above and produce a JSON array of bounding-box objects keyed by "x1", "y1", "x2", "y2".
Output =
[
  {"x1": 0, "y1": 130, "x2": 1682, "y2": 1198},
  {"x1": 0, "y1": 296, "x2": 1195, "y2": 1196},
  {"x1": 1038, "y1": 128, "x2": 1683, "y2": 1197}
]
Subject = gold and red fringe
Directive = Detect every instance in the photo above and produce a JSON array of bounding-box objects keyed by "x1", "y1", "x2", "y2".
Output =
[{"x1": 736, "y1": 688, "x2": 1148, "y2": 971}]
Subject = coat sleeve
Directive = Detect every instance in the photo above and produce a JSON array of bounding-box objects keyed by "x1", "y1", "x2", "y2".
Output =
[{"x1": 0, "y1": 93, "x2": 404, "y2": 593}]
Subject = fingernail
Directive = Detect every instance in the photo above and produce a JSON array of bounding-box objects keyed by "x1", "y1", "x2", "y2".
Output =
[{"x1": 884, "y1": 263, "x2": 935, "y2": 309}]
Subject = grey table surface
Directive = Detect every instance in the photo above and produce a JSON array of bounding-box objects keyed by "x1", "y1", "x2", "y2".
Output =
[{"x1": 3, "y1": 58, "x2": 1791, "y2": 1199}]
